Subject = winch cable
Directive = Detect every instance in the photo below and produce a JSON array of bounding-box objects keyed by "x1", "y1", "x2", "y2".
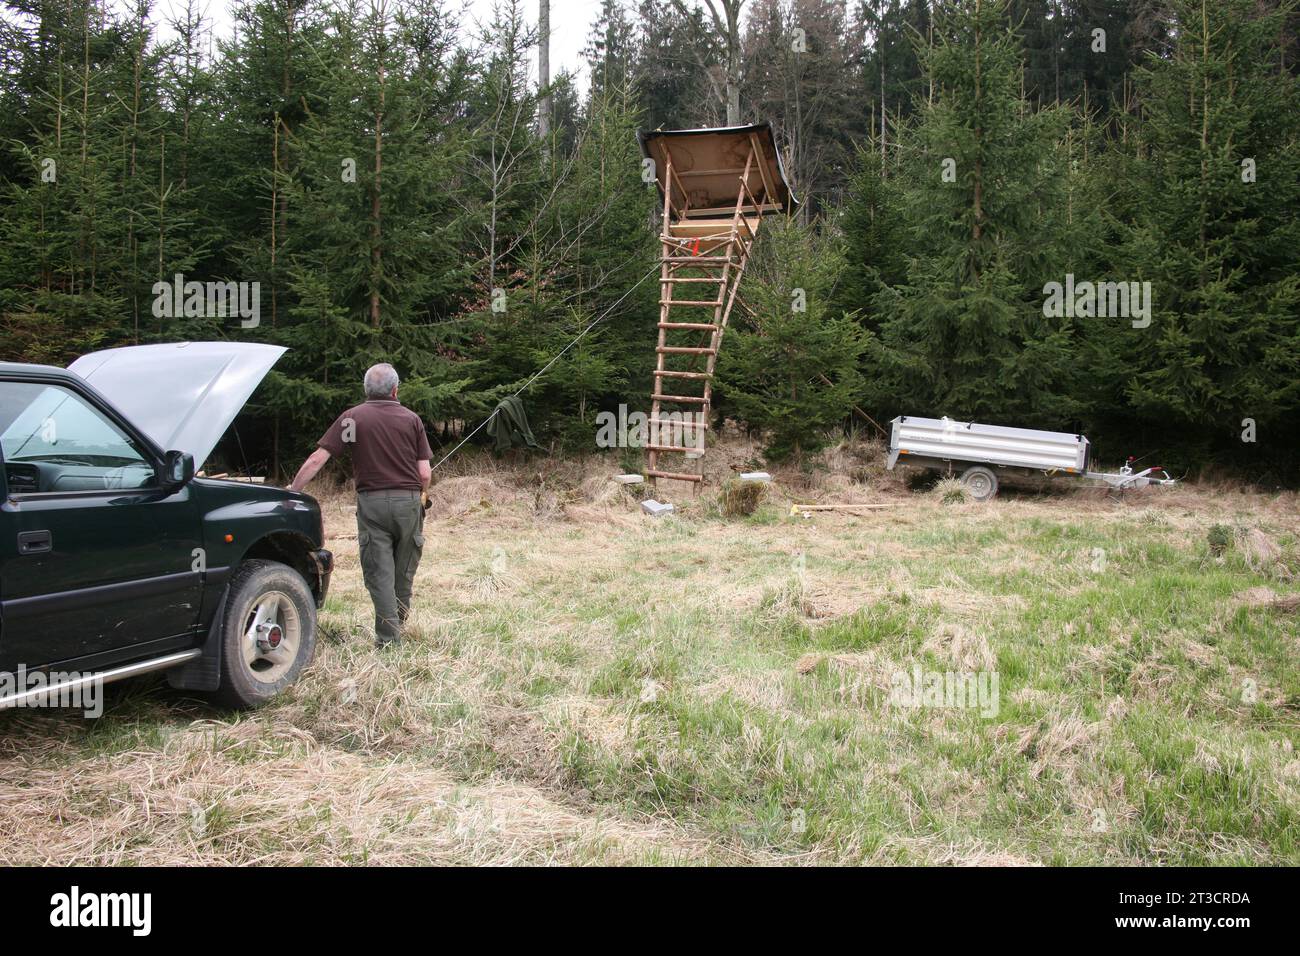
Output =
[{"x1": 430, "y1": 260, "x2": 664, "y2": 474}]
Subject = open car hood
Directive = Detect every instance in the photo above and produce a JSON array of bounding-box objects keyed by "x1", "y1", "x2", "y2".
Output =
[{"x1": 69, "y1": 342, "x2": 286, "y2": 470}]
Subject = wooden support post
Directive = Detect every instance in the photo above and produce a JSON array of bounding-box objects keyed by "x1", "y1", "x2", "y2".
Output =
[{"x1": 649, "y1": 150, "x2": 676, "y2": 489}]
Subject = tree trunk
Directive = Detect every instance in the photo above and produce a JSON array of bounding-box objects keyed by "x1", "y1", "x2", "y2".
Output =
[
  {"x1": 727, "y1": 44, "x2": 741, "y2": 122},
  {"x1": 972, "y1": 0, "x2": 983, "y2": 272},
  {"x1": 371, "y1": 49, "x2": 385, "y2": 327},
  {"x1": 725, "y1": 2, "x2": 741, "y2": 124},
  {"x1": 538, "y1": 0, "x2": 551, "y2": 140},
  {"x1": 880, "y1": 24, "x2": 886, "y2": 158}
]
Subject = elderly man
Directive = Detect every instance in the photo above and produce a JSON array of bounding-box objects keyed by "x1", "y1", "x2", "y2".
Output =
[{"x1": 288, "y1": 363, "x2": 432, "y2": 647}]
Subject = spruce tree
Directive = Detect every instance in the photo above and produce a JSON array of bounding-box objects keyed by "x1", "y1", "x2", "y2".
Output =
[
  {"x1": 716, "y1": 218, "x2": 869, "y2": 460},
  {"x1": 473, "y1": 82, "x2": 657, "y2": 449},
  {"x1": 0, "y1": 0, "x2": 137, "y2": 361},
  {"x1": 268, "y1": 0, "x2": 481, "y2": 458},
  {"x1": 833, "y1": 146, "x2": 908, "y2": 330},
  {"x1": 1101, "y1": 0, "x2": 1300, "y2": 469},
  {"x1": 864, "y1": 0, "x2": 1082, "y2": 427}
]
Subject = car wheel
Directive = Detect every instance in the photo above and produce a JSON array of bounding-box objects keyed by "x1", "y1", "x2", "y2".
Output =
[
  {"x1": 213, "y1": 559, "x2": 317, "y2": 709},
  {"x1": 960, "y1": 465, "x2": 999, "y2": 502}
]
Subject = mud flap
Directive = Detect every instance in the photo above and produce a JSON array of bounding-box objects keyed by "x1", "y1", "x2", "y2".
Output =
[{"x1": 165, "y1": 583, "x2": 231, "y2": 692}]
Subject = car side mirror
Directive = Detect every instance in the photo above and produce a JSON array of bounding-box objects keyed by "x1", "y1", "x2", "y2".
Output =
[{"x1": 162, "y1": 450, "x2": 195, "y2": 490}]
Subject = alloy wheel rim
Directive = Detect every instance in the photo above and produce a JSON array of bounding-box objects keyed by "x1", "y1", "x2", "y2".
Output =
[{"x1": 242, "y1": 590, "x2": 301, "y2": 684}]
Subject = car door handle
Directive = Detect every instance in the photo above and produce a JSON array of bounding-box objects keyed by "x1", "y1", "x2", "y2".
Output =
[{"x1": 17, "y1": 530, "x2": 52, "y2": 555}]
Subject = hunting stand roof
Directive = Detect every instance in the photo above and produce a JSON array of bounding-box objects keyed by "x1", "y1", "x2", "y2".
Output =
[{"x1": 637, "y1": 123, "x2": 799, "y2": 218}]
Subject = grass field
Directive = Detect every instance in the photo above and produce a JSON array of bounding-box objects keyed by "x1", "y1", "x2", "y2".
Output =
[{"x1": 2, "y1": 438, "x2": 1298, "y2": 865}]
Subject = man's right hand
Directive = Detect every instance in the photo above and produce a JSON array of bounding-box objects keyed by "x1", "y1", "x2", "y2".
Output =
[{"x1": 288, "y1": 447, "x2": 332, "y2": 494}]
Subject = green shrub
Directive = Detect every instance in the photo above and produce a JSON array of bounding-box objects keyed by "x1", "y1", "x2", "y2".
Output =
[{"x1": 1207, "y1": 524, "x2": 1232, "y2": 556}]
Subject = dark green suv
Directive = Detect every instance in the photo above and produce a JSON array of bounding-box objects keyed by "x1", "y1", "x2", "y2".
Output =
[{"x1": 0, "y1": 342, "x2": 331, "y2": 710}]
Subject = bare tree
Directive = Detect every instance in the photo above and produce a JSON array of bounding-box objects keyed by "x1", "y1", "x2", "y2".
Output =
[
  {"x1": 671, "y1": 0, "x2": 747, "y2": 124},
  {"x1": 744, "y1": 0, "x2": 854, "y2": 213},
  {"x1": 466, "y1": 1, "x2": 539, "y2": 290}
]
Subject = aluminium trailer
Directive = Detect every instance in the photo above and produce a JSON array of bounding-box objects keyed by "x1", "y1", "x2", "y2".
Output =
[{"x1": 886, "y1": 415, "x2": 1175, "y2": 501}]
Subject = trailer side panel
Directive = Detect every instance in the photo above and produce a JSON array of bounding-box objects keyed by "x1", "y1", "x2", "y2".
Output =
[{"x1": 888, "y1": 416, "x2": 1088, "y2": 473}]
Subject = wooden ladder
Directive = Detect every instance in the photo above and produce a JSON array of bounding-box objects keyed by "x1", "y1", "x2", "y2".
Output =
[{"x1": 648, "y1": 147, "x2": 763, "y2": 489}]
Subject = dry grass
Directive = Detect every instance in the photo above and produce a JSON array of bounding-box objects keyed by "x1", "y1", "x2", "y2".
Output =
[
  {"x1": 933, "y1": 476, "x2": 972, "y2": 505},
  {"x1": 2, "y1": 436, "x2": 1298, "y2": 866},
  {"x1": 718, "y1": 478, "x2": 767, "y2": 517},
  {"x1": 0, "y1": 719, "x2": 710, "y2": 865}
]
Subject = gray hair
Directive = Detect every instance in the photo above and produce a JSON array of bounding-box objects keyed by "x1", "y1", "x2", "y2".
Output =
[{"x1": 363, "y1": 363, "x2": 400, "y2": 399}]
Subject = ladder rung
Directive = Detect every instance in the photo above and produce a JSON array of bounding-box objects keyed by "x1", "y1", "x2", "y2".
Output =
[
  {"x1": 657, "y1": 346, "x2": 716, "y2": 355},
  {"x1": 658, "y1": 322, "x2": 717, "y2": 331},
  {"x1": 645, "y1": 443, "x2": 705, "y2": 454},
  {"x1": 654, "y1": 370, "x2": 710, "y2": 379},
  {"x1": 661, "y1": 276, "x2": 724, "y2": 283},
  {"x1": 651, "y1": 393, "x2": 709, "y2": 404},
  {"x1": 662, "y1": 256, "x2": 735, "y2": 263},
  {"x1": 648, "y1": 417, "x2": 708, "y2": 429},
  {"x1": 646, "y1": 468, "x2": 704, "y2": 482},
  {"x1": 666, "y1": 268, "x2": 727, "y2": 277},
  {"x1": 662, "y1": 299, "x2": 721, "y2": 307}
]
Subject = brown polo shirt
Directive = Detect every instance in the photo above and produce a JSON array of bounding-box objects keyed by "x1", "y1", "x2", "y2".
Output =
[{"x1": 317, "y1": 400, "x2": 432, "y2": 493}]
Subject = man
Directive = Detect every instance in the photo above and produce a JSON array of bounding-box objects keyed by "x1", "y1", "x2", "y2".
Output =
[{"x1": 288, "y1": 363, "x2": 432, "y2": 647}]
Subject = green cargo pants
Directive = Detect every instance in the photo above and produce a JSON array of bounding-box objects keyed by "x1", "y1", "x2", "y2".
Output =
[{"x1": 356, "y1": 489, "x2": 425, "y2": 646}]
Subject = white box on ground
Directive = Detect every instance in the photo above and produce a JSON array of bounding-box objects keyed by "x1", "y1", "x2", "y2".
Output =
[
  {"x1": 613, "y1": 474, "x2": 644, "y2": 484},
  {"x1": 739, "y1": 471, "x2": 771, "y2": 483},
  {"x1": 641, "y1": 499, "x2": 674, "y2": 517}
]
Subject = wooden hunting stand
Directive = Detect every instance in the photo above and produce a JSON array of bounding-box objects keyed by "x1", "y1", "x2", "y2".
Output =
[{"x1": 637, "y1": 124, "x2": 798, "y2": 491}]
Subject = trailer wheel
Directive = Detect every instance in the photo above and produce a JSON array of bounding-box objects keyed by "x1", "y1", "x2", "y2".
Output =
[{"x1": 960, "y1": 466, "x2": 999, "y2": 502}]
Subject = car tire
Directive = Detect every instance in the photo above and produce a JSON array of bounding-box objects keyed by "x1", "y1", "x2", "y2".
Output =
[
  {"x1": 212, "y1": 559, "x2": 317, "y2": 709},
  {"x1": 960, "y1": 465, "x2": 999, "y2": 502}
]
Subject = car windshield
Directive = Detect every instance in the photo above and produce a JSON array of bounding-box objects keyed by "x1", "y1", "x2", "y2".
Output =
[{"x1": 0, "y1": 381, "x2": 149, "y2": 466}]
